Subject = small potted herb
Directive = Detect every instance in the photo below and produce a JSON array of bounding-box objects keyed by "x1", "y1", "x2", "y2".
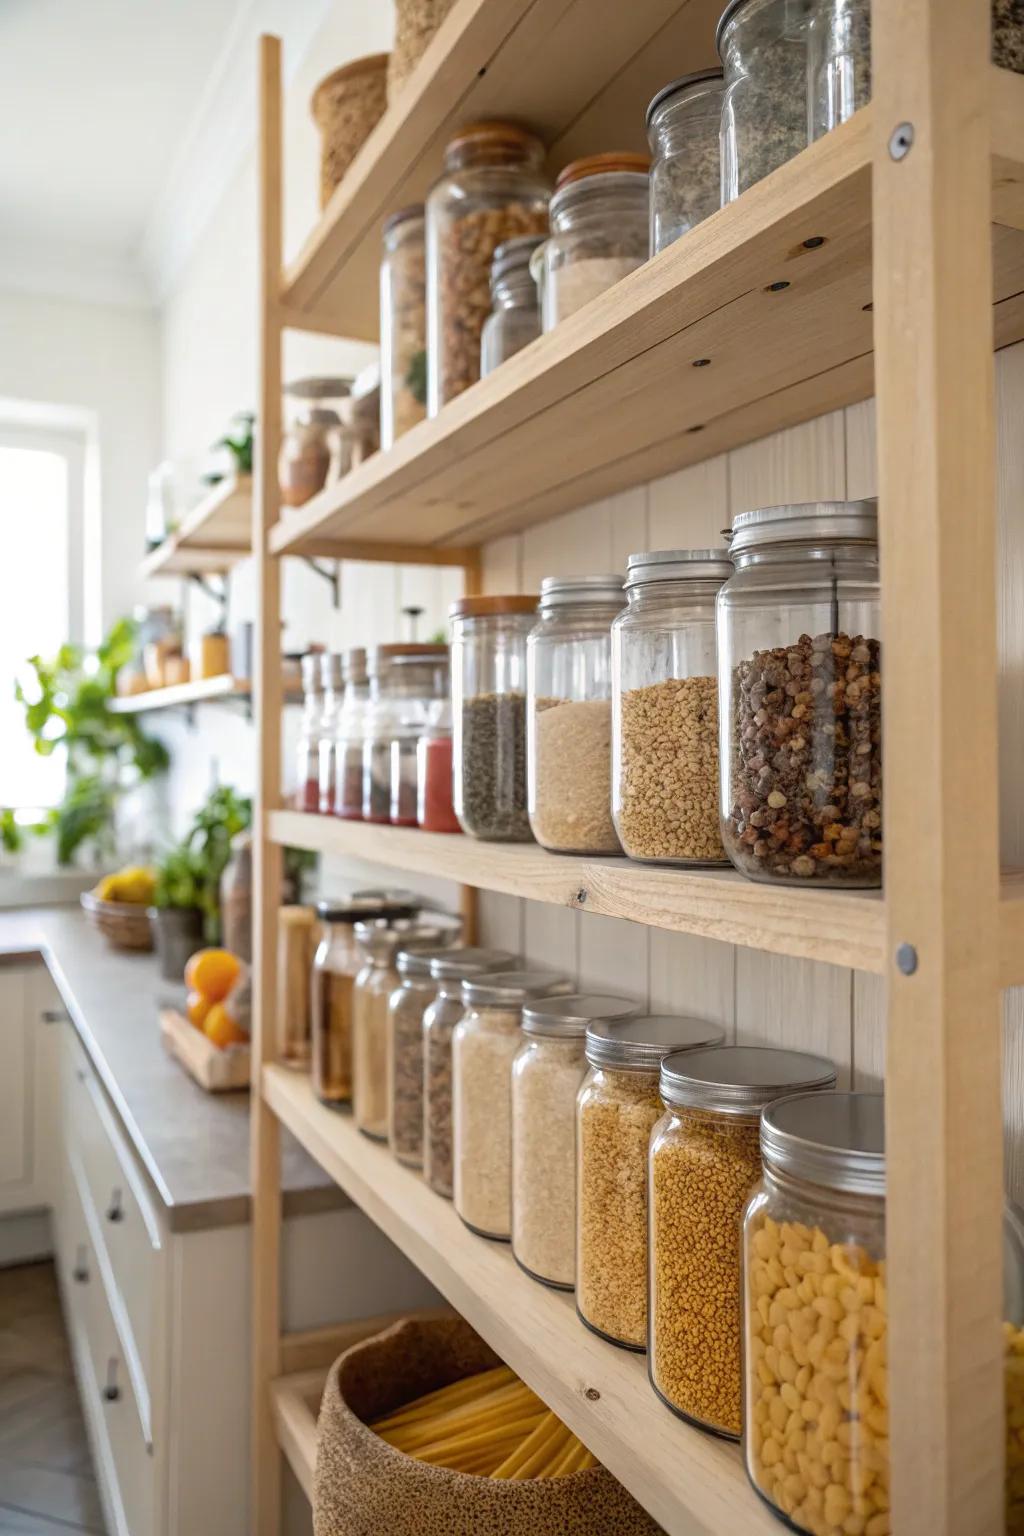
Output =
[{"x1": 150, "y1": 786, "x2": 251, "y2": 979}]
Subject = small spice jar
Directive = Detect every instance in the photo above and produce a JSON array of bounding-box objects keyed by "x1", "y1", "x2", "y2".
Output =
[
  {"x1": 743, "y1": 1090, "x2": 883, "y2": 1527},
  {"x1": 279, "y1": 378, "x2": 352, "y2": 507},
  {"x1": 450, "y1": 595, "x2": 538, "y2": 841},
  {"x1": 717, "y1": 502, "x2": 882, "y2": 887},
  {"x1": 277, "y1": 905, "x2": 317, "y2": 1068},
  {"x1": 527, "y1": 574, "x2": 624, "y2": 855},
  {"x1": 453, "y1": 970, "x2": 571, "y2": 1240},
  {"x1": 719, "y1": 0, "x2": 811, "y2": 203},
  {"x1": 538, "y1": 154, "x2": 650, "y2": 331},
  {"x1": 416, "y1": 699, "x2": 460, "y2": 833},
  {"x1": 316, "y1": 652, "x2": 345, "y2": 815},
  {"x1": 388, "y1": 931, "x2": 462, "y2": 1165},
  {"x1": 390, "y1": 653, "x2": 449, "y2": 828},
  {"x1": 512, "y1": 994, "x2": 639, "y2": 1290},
  {"x1": 646, "y1": 69, "x2": 725, "y2": 254},
  {"x1": 651, "y1": 1047, "x2": 836, "y2": 1437},
  {"x1": 576, "y1": 1015, "x2": 726, "y2": 1350},
  {"x1": 612, "y1": 549, "x2": 733, "y2": 865},
  {"x1": 380, "y1": 206, "x2": 427, "y2": 449},
  {"x1": 295, "y1": 653, "x2": 324, "y2": 813},
  {"x1": 331, "y1": 648, "x2": 369, "y2": 819},
  {"x1": 422, "y1": 947, "x2": 518, "y2": 1198},
  {"x1": 362, "y1": 644, "x2": 448, "y2": 824},
  {"x1": 480, "y1": 235, "x2": 544, "y2": 376}
]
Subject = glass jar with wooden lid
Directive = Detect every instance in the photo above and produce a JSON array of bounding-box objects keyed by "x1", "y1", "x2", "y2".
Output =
[{"x1": 537, "y1": 153, "x2": 650, "y2": 331}]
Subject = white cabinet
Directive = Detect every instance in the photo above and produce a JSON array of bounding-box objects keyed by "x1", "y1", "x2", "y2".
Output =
[{"x1": 0, "y1": 963, "x2": 61, "y2": 1259}]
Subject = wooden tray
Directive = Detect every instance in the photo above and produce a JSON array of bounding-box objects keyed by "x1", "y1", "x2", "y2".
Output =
[{"x1": 159, "y1": 1008, "x2": 250, "y2": 1093}]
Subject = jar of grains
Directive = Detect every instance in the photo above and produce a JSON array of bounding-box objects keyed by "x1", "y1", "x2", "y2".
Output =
[
  {"x1": 576, "y1": 1014, "x2": 726, "y2": 1350},
  {"x1": 295, "y1": 653, "x2": 323, "y2": 812},
  {"x1": 718, "y1": 0, "x2": 811, "y2": 203},
  {"x1": 717, "y1": 501, "x2": 882, "y2": 887},
  {"x1": 480, "y1": 235, "x2": 544, "y2": 376},
  {"x1": 611, "y1": 548, "x2": 733, "y2": 865},
  {"x1": 453, "y1": 970, "x2": 571, "y2": 1239},
  {"x1": 422, "y1": 947, "x2": 518, "y2": 1198},
  {"x1": 425, "y1": 121, "x2": 550, "y2": 414},
  {"x1": 450, "y1": 595, "x2": 538, "y2": 841},
  {"x1": 331, "y1": 648, "x2": 369, "y2": 819},
  {"x1": 646, "y1": 69, "x2": 725, "y2": 255},
  {"x1": 512, "y1": 994, "x2": 639, "y2": 1290},
  {"x1": 651, "y1": 1047, "x2": 835, "y2": 1437},
  {"x1": 362, "y1": 644, "x2": 449, "y2": 824},
  {"x1": 527, "y1": 574, "x2": 625, "y2": 855},
  {"x1": 537, "y1": 154, "x2": 650, "y2": 331},
  {"x1": 742, "y1": 1091, "x2": 884, "y2": 1530},
  {"x1": 316, "y1": 652, "x2": 344, "y2": 814},
  {"x1": 380, "y1": 205, "x2": 427, "y2": 449},
  {"x1": 388, "y1": 930, "x2": 463, "y2": 1166}
]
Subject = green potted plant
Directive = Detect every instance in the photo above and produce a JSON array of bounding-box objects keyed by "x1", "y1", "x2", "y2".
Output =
[{"x1": 150, "y1": 785, "x2": 251, "y2": 979}]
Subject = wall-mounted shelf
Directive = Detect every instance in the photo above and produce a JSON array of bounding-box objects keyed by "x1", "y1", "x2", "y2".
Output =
[
  {"x1": 110, "y1": 675, "x2": 301, "y2": 715},
  {"x1": 140, "y1": 475, "x2": 252, "y2": 578}
]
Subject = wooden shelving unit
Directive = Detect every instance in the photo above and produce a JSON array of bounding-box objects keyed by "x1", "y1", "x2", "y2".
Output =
[
  {"x1": 140, "y1": 474, "x2": 252, "y2": 578},
  {"x1": 109, "y1": 674, "x2": 251, "y2": 714}
]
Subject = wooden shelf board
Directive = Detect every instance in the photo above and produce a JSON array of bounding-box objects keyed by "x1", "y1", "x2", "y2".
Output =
[
  {"x1": 140, "y1": 475, "x2": 252, "y2": 578},
  {"x1": 109, "y1": 675, "x2": 300, "y2": 714},
  {"x1": 269, "y1": 1367, "x2": 323, "y2": 1505},
  {"x1": 263, "y1": 1064, "x2": 777, "y2": 1536}
]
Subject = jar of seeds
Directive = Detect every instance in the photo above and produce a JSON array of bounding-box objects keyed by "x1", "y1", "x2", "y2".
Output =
[
  {"x1": 576, "y1": 1015, "x2": 725, "y2": 1350},
  {"x1": 388, "y1": 931, "x2": 463, "y2": 1166},
  {"x1": 362, "y1": 644, "x2": 448, "y2": 824},
  {"x1": 537, "y1": 154, "x2": 650, "y2": 331},
  {"x1": 717, "y1": 502, "x2": 882, "y2": 887},
  {"x1": 380, "y1": 205, "x2": 427, "y2": 449},
  {"x1": 719, "y1": 0, "x2": 812, "y2": 203},
  {"x1": 611, "y1": 549, "x2": 733, "y2": 865},
  {"x1": 480, "y1": 235, "x2": 545, "y2": 376},
  {"x1": 646, "y1": 69, "x2": 725, "y2": 253},
  {"x1": 650, "y1": 1047, "x2": 835, "y2": 1437},
  {"x1": 450, "y1": 595, "x2": 538, "y2": 841}
]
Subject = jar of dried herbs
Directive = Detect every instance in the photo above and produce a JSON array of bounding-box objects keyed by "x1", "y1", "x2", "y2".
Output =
[
  {"x1": 719, "y1": 0, "x2": 812, "y2": 202},
  {"x1": 646, "y1": 69, "x2": 725, "y2": 254},
  {"x1": 538, "y1": 154, "x2": 650, "y2": 331},
  {"x1": 450, "y1": 595, "x2": 538, "y2": 841},
  {"x1": 388, "y1": 932, "x2": 463, "y2": 1166},
  {"x1": 380, "y1": 205, "x2": 427, "y2": 449}
]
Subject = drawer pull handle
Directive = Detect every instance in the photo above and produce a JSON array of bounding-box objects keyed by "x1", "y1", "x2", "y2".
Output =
[
  {"x1": 102, "y1": 1359, "x2": 120, "y2": 1402},
  {"x1": 72, "y1": 1245, "x2": 89, "y2": 1284},
  {"x1": 106, "y1": 1188, "x2": 124, "y2": 1223}
]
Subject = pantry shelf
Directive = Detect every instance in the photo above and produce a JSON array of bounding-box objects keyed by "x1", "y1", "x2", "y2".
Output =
[
  {"x1": 140, "y1": 474, "x2": 252, "y2": 578},
  {"x1": 269, "y1": 1368, "x2": 323, "y2": 1505}
]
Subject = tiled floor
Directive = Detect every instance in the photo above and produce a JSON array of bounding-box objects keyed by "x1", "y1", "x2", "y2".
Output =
[{"x1": 0, "y1": 1263, "x2": 105, "y2": 1533}]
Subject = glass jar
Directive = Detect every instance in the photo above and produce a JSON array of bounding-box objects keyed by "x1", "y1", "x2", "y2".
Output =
[
  {"x1": 512, "y1": 994, "x2": 639, "y2": 1290},
  {"x1": 295, "y1": 653, "x2": 323, "y2": 813},
  {"x1": 576, "y1": 1015, "x2": 726, "y2": 1350},
  {"x1": 388, "y1": 932, "x2": 461, "y2": 1165},
  {"x1": 742, "y1": 1090, "x2": 882, "y2": 1527},
  {"x1": 480, "y1": 235, "x2": 544, "y2": 376},
  {"x1": 717, "y1": 501, "x2": 882, "y2": 887},
  {"x1": 719, "y1": 0, "x2": 811, "y2": 203},
  {"x1": 651, "y1": 1048, "x2": 836, "y2": 1437},
  {"x1": 220, "y1": 832, "x2": 252, "y2": 962},
  {"x1": 390, "y1": 653, "x2": 449, "y2": 827},
  {"x1": 538, "y1": 154, "x2": 650, "y2": 331},
  {"x1": 277, "y1": 905, "x2": 317, "y2": 1069},
  {"x1": 451, "y1": 595, "x2": 538, "y2": 841},
  {"x1": 381, "y1": 206, "x2": 427, "y2": 449},
  {"x1": 422, "y1": 946, "x2": 518, "y2": 1198},
  {"x1": 646, "y1": 69, "x2": 725, "y2": 253},
  {"x1": 417, "y1": 699, "x2": 460, "y2": 833},
  {"x1": 316, "y1": 653, "x2": 344, "y2": 815},
  {"x1": 453, "y1": 970, "x2": 571, "y2": 1240},
  {"x1": 279, "y1": 377, "x2": 352, "y2": 507},
  {"x1": 362, "y1": 644, "x2": 448, "y2": 824},
  {"x1": 332, "y1": 648, "x2": 369, "y2": 819},
  {"x1": 612, "y1": 549, "x2": 733, "y2": 865},
  {"x1": 426, "y1": 121, "x2": 550, "y2": 414},
  {"x1": 527, "y1": 574, "x2": 624, "y2": 855}
]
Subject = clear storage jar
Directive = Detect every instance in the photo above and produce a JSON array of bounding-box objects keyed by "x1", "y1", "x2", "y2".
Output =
[
  {"x1": 717, "y1": 502, "x2": 881, "y2": 887},
  {"x1": 576, "y1": 1015, "x2": 726, "y2": 1350},
  {"x1": 742, "y1": 1090, "x2": 882, "y2": 1528},
  {"x1": 480, "y1": 235, "x2": 544, "y2": 376},
  {"x1": 512, "y1": 994, "x2": 639, "y2": 1290},
  {"x1": 295, "y1": 653, "x2": 323, "y2": 813},
  {"x1": 351, "y1": 918, "x2": 428, "y2": 1140},
  {"x1": 332, "y1": 648, "x2": 369, "y2": 819},
  {"x1": 317, "y1": 652, "x2": 344, "y2": 815},
  {"x1": 646, "y1": 69, "x2": 725, "y2": 254},
  {"x1": 451, "y1": 595, "x2": 538, "y2": 841},
  {"x1": 426, "y1": 122, "x2": 550, "y2": 414},
  {"x1": 650, "y1": 1048, "x2": 836, "y2": 1437},
  {"x1": 612, "y1": 549, "x2": 733, "y2": 865},
  {"x1": 390, "y1": 655, "x2": 450, "y2": 827},
  {"x1": 416, "y1": 700, "x2": 460, "y2": 833},
  {"x1": 719, "y1": 0, "x2": 811, "y2": 203},
  {"x1": 538, "y1": 154, "x2": 650, "y2": 331},
  {"x1": 279, "y1": 378, "x2": 352, "y2": 507},
  {"x1": 453, "y1": 970, "x2": 570, "y2": 1240},
  {"x1": 362, "y1": 644, "x2": 448, "y2": 824},
  {"x1": 387, "y1": 932, "x2": 462, "y2": 1166},
  {"x1": 381, "y1": 205, "x2": 427, "y2": 449}
]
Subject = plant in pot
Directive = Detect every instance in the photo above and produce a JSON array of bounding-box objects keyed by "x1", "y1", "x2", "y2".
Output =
[{"x1": 151, "y1": 786, "x2": 251, "y2": 980}]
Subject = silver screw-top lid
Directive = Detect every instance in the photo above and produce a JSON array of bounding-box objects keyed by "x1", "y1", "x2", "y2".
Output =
[
  {"x1": 300, "y1": 652, "x2": 322, "y2": 693},
  {"x1": 646, "y1": 67, "x2": 725, "y2": 128},
  {"x1": 586, "y1": 1014, "x2": 726, "y2": 1073},
  {"x1": 538, "y1": 575, "x2": 625, "y2": 609},
  {"x1": 659, "y1": 1045, "x2": 836, "y2": 1115},
  {"x1": 429, "y1": 948, "x2": 519, "y2": 988},
  {"x1": 726, "y1": 500, "x2": 878, "y2": 557},
  {"x1": 317, "y1": 890, "x2": 420, "y2": 924},
  {"x1": 319, "y1": 652, "x2": 344, "y2": 690},
  {"x1": 624, "y1": 548, "x2": 733, "y2": 589},
  {"x1": 461, "y1": 970, "x2": 573, "y2": 1009},
  {"x1": 522, "y1": 993, "x2": 640, "y2": 1040},
  {"x1": 396, "y1": 930, "x2": 463, "y2": 977},
  {"x1": 760, "y1": 1090, "x2": 884, "y2": 1197},
  {"x1": 356, "y1": 915, "x2": 460, "y2": 961}
]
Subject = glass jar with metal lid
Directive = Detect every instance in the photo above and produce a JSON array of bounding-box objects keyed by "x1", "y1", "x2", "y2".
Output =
[
  {"x1": 512, "y1": 994, "x2": 639, "y2": 1290},
  {"x1": 538, "y1": 153, "x2": 650, "y2": 332},
  {"x1": 646, "y1": 69, "x2": 725, "y2": 254},
  {"x1": 332, "y1": 648, "x2": 369, "y2": 819},
  {"x1": 380, "y1": 205, "x2": 427, "y2": 450},
  {"x1": 480, "y1": 235, "x2": 544, "y2": 376},
  {"x1": 742, "y1": 1090, "x2": 882, "y2": 1526},
  {"x1": 527, "y1": 574, "x2": 624, "y2": 855},
  {"x1": 611, "y1": 548, "x2": 733, "y2": 865},
  {"x1": 717, "y1": 501, "x2": 881, "y2": 887},
  {"x1": 576, "y1": 1015, "x2": 726, "y2": 1350},
  {"x1": 362, "y1": 644, "x2": 449, "y2": 824},
  {"x1": 388, "y1": 929, "x2": 462, "y2": 1166},
  {"x1": 316, "y1": 653, "x2": 344, "y2": 815},
  {"x1": 650, "y1": 1046, "x2": 836, "y2": 1437},
  {"x1": 389, "y1": 649, "x2": 450, "y2": 828},
  {"x1": 453, "y1": 970, "x2": 571, "y2": 1240},
  {"x1": 718, "y1": 0, "x2": 811, "y2": 204},
  {"x1": 422, "y1": 946, "x2": 519, "y2": 1198},
  {"x1": 450, "y1": 595, "x2": 538, "y2": 842},
  {"x1": 295, "y1": 653, "x2": 323, "y2": 813}
]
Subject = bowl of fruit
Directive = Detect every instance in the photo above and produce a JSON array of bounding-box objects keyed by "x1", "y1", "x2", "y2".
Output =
[
  {"x1": 81, "y1": 867, "x2": 157, "y2": 952},
  {"x1": 159, "y1": 947, "x2": 251, "y2": 1091}
]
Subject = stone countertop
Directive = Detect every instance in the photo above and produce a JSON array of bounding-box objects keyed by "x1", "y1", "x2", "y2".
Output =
[{"x1": 0, "y1": 906, "x2": 345, "y2": 1234}]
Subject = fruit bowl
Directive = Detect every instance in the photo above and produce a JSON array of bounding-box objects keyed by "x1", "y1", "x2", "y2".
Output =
[{"x1": 80, "y1": 890, "x2": 154, "y2": 952}]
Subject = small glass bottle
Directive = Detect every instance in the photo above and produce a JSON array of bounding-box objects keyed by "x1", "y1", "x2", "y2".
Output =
[
  {"x1": 450, "y1": 595, "x2": 538, "y2": 841},
  {"x1": 362, "y1": 644, "x2": 448, "y2": 824},
  {"x1": 388, "y1": 937, "x2": 461, "y2": 1166},
  {"x1": 390, "y1": 654, "x2": 449, "y2": 827},
  {"x1": 317, "y1": 652, "x2": 344, "y2": 815},
  {"x1": 416, "y1": 700, "x2": 460, "y2": 834},
  {"x1": 719, "y1": 0, "x2": 812, "y2": 204},
  {"x1": 333, "y1": 648, "x2": 369, "y2": 820},
  {"x1": 538, "y1": 153, "x2": 650, "y2": 331},
  {"x1": 295, "y1": 653, "x2": 323, "y2": 813},
  {"x1": 380, "y1": 205, "x2": 427, "y2": 449},
  {"x1": 646, "y1": 69, "x2": 725, "y2": 253},
  {"x1": 480, "y1": 235, "x2": 544, "y2": 376}
]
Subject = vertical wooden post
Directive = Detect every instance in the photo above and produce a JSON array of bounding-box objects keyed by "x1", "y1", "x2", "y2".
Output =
[
  {"x1": 873, "y1": 1, "x2": 1003, "y2": 1531},
  {"x1": 251, "y1": 32, "x2": 285, "y2": 1536}
]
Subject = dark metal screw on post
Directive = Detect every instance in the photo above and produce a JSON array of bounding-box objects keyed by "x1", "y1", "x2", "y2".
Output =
[
  {"x1": 888, "y1": 123, "x2": 914, "y2": 161},
  {"x1": 895, "y1": 943, "x2": 918, "y2": 976},
  {"x1": 575, "y1": 888, "x2": 588, "y2": 906},
  {"x1": 584, "y1": 1387, "x2": 600, "y2": 1401}
]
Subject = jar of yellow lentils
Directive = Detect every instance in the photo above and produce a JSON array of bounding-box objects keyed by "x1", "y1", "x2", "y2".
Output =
[{"x1": 742, "y1": 1090, "x2": 883, "y2": 1532}]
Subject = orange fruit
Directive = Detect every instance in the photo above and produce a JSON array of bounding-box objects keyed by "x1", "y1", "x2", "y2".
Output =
[
  {"x1": 204, "y1": 1003, "x2": 248, "y2": 1051},
  {"x1": 186, "y1": 990, "x2": 212, "y2": 1031},
  {"x1": 184, "y1": 948, "x2": 241, "y2": 1001}
]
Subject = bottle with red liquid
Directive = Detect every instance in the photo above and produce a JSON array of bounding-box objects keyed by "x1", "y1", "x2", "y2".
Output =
[
  {"x1": 417, "y1": 701, "x2": 460, "y2": 833},
  {"x1": 295, "y1": 652, "x2": 323, "y2": 813}
]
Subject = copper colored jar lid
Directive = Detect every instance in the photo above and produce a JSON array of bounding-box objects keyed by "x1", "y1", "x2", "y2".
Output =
[
  {"x1": 554, "y1": 152, "x2": 651, "y2": 192},
  {"x1": 449, "y1": 595, "x2": 538, "y2": 621},
  {"x1": 368, "y1": 642, "x2": 448, "y2": 660},
  {"x1": 443, "y1": 120, "x2": 545, "y2": 170}
]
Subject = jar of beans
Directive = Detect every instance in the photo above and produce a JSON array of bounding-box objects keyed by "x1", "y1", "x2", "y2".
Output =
[
  {"x1": 576, "y1": 1014, "x2": 725, "y2": 1350},
  {"x1": 611, "y1": 548, "x2": 733, "y2": 865},
  {"x1": 718, "y1": 0, "x2": 812, "y2": 203},
  {"x1": 388, "y1": 930, "x2": 463, "y2": 1166},
  {"x1": 537, "y1": 154, "x2": 650, "y2": 331},
  {"x1": 650, "y1": 1047, "x2": 835, "y2": 1437},
  {"x1": 331, "y1": 648, "x2": 369, "y2": 819},
  {"x1": 450, "y1": 596, "x2": 538, "y2": 841},
  {"x1": 646, "y1": 69, "x2": 725, "y2": 254},
  {"x1": 717, "y1": 501, "x2": 881, "y2": 887},
  {"x1": 361, "y1": 644, "x2": 448, "y2": 824}
]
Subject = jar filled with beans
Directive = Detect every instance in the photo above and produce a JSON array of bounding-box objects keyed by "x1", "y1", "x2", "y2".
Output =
[{"x1": 387, "y1": 931, "x2": 462, "y2": 1166}]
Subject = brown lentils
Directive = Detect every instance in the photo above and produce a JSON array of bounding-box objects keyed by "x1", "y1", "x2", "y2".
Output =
[{"x1": 617, "y1": 676, "x2": 725, "y2": 863}]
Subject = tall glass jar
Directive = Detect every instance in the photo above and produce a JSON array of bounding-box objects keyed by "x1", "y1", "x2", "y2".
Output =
[
  {"x1": 452, "y1": 971, "x2": 571, "y2": 1240},
  {"x1": 388, "y1": 934, "x2": 461, "y2": 1166},
  {"x1": 717, "y1": 502, "x2": 881, "y2": 887},
  {"x1": 390, "y1": 653, "x2": 449, "y2": 827},
  {"x1": 351, "y1": 918, "x2": 429, "y2": 1140},
  {"x1": 718, "y1": 0, "x2": 811, "y2": 203},
  {"x1": 612, "y1": 549, "x2": 733, "y2": 865},
  {"x1": 450, "y1": 596, "x2": 538, "y2": 841},
  {"x1": 362, "y1": 644, "x2": 448, "y2": 824},
  {"x1": 426, "y1": 121, "x2": 550, "y2": 414},
  {"x1": 512, "y1": 994, "x2": 639, "y2": 1290},
  {"x1": 742, "y1": 1091, "x2": 882, "y2": 1529},
  {"x1": 295, "y1": 653, "x2": 323, "y2": 813},
  {"x1": 316, "y1": 652, "x2": 344, "y2": 815},
  {"x1": 381, "y1": 205, "x2": 427, "y2": 449},
  {"x1": 332, "y1": 648, "x2": 369, "y2": 819},
  {"x1": 576, "y1": 1015, "x2": 726, "y2": 1350},
  {"x1": 538, "y1": 154, "x2": 650, "y2": 331},
  {"x1": 646, "y1": 69, "x2": 725, "y2": 254},
  {"x1": 422, "y1": 946, "x2": 518, "y2": 1198},
  {"x1": 650, "y1": 1048, "x2": 835, "y2": 1437},
  {"x1": 416, "y1": 700, "x2": 460, "y2": 833},
  {"x1": 480, "y1": 235, "x2": 544, "y2": 376}
]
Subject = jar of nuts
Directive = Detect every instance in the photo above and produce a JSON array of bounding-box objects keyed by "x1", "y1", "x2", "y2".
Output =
[
  {"x1": 537, "y1": 153, "x2": 650, "y2": 332},
  {"x1": 380, "y1": 206, "x2": 427, "y2": 449},
  {"x1": 425, "y1": 121, "x2": 550, "y2": 414}
]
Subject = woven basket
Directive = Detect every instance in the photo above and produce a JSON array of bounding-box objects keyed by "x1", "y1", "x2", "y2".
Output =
[
  {"x1": 311, "y1": 54, "x2": 389, "y2": 210},
  {"x1": 387, "y1": 0, "x2": 456, "y2": 101},
  {"x1": 313, "y1": 1314, "x2": 661, "y2": 1536},
  {"x1": 80, "y1": 891, "x2": 154, "y2": 953}
]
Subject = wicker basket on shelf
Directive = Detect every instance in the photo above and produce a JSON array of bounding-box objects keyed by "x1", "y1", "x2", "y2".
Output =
[
  {"x1": 387, "y1": 0, "x2": 456, "y2": 101},
  {"x1": 80, "y1": 891, "x2": 154, "y2": 953},
  {"x1": 311, "y1": 54, "x2": 389, "y2": 209}
]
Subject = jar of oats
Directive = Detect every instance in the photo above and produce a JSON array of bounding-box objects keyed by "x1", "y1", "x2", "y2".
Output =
[
  {"x1": 576, "y1": 1014, "x2": 725, "y2": 1350},
  {"x1": 538, "y1": 154, "x2": 650, "y2": 331},
  {"x1": 650, "y1": 1046, "x2": 835, "y2": 1438},
  {"x1": 387, "y1": 928, "x2": 462, "y2": 1166}
]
